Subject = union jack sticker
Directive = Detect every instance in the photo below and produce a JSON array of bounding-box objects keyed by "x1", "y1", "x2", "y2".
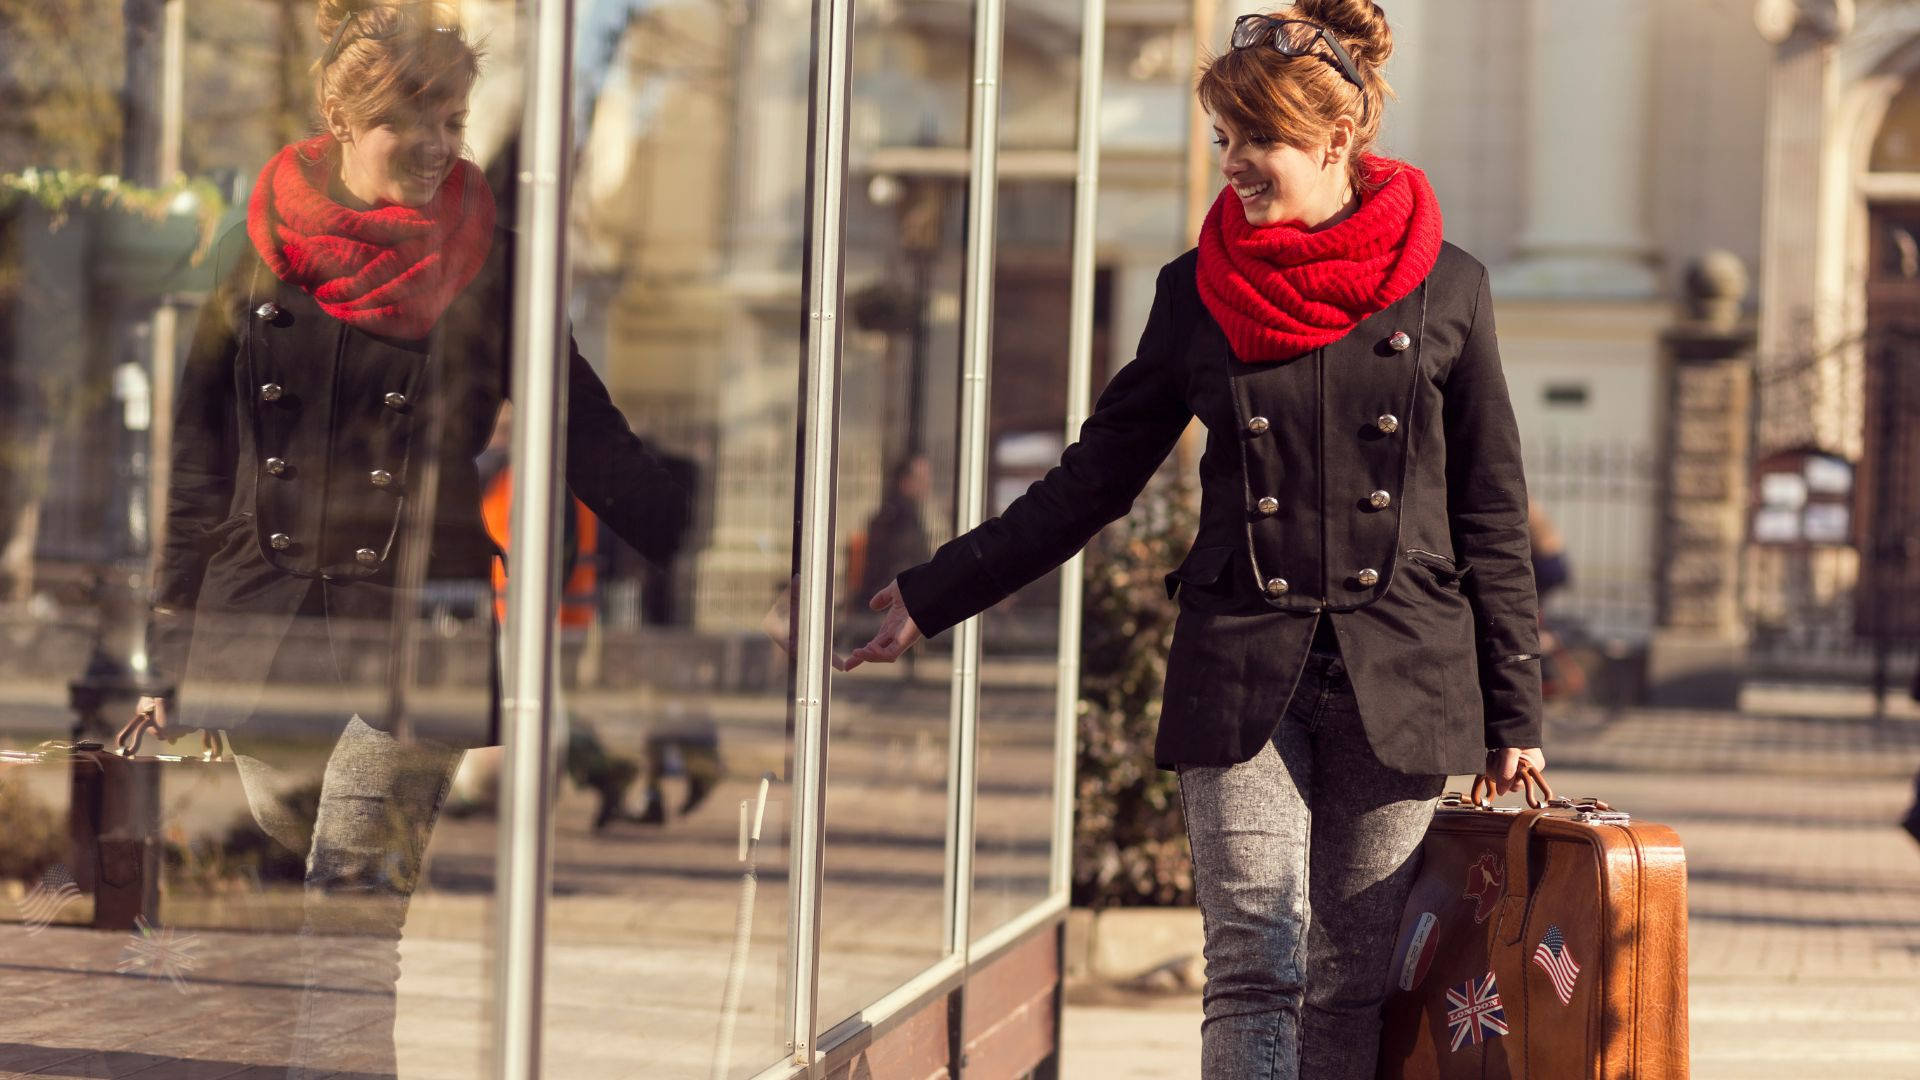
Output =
[{"x1": 1445, "y1": 972, "x2": 1509, "y2": 1051}]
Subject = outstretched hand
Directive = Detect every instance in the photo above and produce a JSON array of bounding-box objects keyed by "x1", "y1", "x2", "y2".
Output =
[{"x1": 835, "y1": 580, "x2": 923, "y2": 672}]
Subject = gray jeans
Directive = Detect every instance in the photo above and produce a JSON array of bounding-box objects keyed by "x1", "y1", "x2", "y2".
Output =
[
  {"x1": 234, "y1": 715, "x2": 464, "y2": 1078},
  {"x1": 1178, "y1": 650, "x2": 1445, "y2": 1080}
]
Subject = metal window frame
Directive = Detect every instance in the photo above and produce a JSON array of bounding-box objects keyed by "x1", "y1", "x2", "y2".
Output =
[
  {"x1": 943, "y1": 0, "x2": 1010, "y2": 970},
  {"x1": 1050, "y1": 0, "x2": 1106, "y2": 903},
  {"x1": 492, "y1": 0, "x2": 577, "y2": 1072},
  {"x1": 784, "y1": 0, "x2": 859, "y2": 1061}
]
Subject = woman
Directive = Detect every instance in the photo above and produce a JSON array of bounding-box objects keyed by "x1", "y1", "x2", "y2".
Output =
[
  {"x1": 842, "y1": 2, "x2": 1545, "y2": 1075},
  {"x1": 121, "y1": 0, "x2": 686, "y2": 1072}
]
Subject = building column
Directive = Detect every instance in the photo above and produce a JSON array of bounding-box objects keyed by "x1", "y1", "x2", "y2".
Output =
[{"x1": 1492, "y1": 0, "x2": 1658, "y2": 299}]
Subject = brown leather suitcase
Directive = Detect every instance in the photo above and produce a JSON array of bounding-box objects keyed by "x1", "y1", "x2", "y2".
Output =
[{"x1": 1377, "y1": 765, "x2": 1689, "y2": 1079}]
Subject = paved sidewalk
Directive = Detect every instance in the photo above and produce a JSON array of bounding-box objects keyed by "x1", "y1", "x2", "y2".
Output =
[{"x1": 1064, "y1": 701, "x2": 1920, "y2": 1079}]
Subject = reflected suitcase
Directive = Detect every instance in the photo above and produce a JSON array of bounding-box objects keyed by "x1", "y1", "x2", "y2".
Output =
[{"x1": 1377, "y1": 766, "x2": 1689, "y2": 1080}]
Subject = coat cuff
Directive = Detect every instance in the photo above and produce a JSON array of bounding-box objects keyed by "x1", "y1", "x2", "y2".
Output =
[
  {"x1": 146, "y1": 607, "x2": 193, "y2": 689},
  {"x1": 1480, "y1": 654, "x2": 1543, "y2": 749},
  {"x1": 894, "y1": 534, "x2": 1013, "y2": 639}
]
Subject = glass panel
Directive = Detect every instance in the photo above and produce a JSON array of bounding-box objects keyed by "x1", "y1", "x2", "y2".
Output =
[
  {"x1": 530, "y1": 0, "x2": 812, "y2": 1076},
  {"x1": 967, "y1": 0, "x2": 1081, "y2": 942},
  {"x1": 811, "y1": 0, "x2": 978, "y2": 1025},
  {"x1": 0, "y1": 2, "x2": 524, "y2": 1074},
  {"x1": 971, "y1": 184, "x2": 1079, "y2": 940}
]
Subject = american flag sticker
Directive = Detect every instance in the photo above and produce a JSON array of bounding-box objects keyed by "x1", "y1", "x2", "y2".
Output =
[
  {"x1": 1531, "y1": 923, "x2": 1583, "y2": 1005},
  {"x1": 19, "y1": 865, "x2": 81, "y2": 934},
  {"x1": 1445, "y1": 972, "x2": 1509, "y2": 1051},
  {"x1": 1397, "y1": 911, "x2": 1439, "y2": 992}
]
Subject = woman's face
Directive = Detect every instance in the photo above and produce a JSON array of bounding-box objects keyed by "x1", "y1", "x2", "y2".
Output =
[
  {"x1": 1210, "y1": 114, "x2": 1350, "y2": 229},
  {"x1": 332, "y1": 93, "x2": 470, "y2": 209}
]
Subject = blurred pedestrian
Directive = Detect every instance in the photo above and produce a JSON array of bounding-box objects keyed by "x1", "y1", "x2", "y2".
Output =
[{"x1": 841, "y1": 3, "x2": 1546, "y2": 1076}]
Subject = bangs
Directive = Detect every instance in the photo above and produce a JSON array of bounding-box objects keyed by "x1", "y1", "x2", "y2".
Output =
[{"x1": 1197, "y1": 48, "x2": 1312, "y2": 147}]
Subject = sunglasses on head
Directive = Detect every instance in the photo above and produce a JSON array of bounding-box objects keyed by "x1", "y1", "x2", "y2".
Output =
[{"x1": 1229, "y1": 14, "x2": 1368, "y2": 118}]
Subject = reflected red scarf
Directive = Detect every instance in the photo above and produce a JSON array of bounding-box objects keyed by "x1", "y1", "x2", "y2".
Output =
[
  {"x1": 247, "y1": 134, "x2": 496, "y2": 339},
  {"x1": 1196, "y1": 156, "x2": 1443, "y2": 363}
]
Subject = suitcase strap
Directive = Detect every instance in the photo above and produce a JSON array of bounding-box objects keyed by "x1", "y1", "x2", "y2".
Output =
[{"x1": 1492, "y1": 808, "x2": 1553, "y2": 948}]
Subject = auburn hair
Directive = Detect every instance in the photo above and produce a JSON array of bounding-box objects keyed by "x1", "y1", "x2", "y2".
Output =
[
  {"x1": 311, "y1": 0, "x2": 483, "y2": 139},
  {"x1": 1197, "y1": 0, "x2": 1395, "y2": 191}
]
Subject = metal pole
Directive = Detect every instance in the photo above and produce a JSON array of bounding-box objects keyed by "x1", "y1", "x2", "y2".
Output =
[
  {"x1": 1051, "y1": 0, "x2": 1104, "y2": 901},
  {"x1": 494, "y1": 0, "x2": 576, "y2": 1071},
  {"x1": 945, "y1": 0, "x2": 1008, "y2": 962},
  {"x1": 784, "y1": 0, "x2": 857, "y2": 1063}
]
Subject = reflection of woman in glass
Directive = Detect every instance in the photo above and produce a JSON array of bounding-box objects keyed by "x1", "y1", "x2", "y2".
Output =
[
  {"x1": 844, "y1": 2, "x2": 1544, "y2": 1075},
  {"x1": 123, "y1": 0, "x2": 686, "y2": 1071}
]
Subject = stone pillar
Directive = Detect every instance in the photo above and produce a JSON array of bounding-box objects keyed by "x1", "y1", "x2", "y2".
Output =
[
  {"x1": 1646, "y1": 252, "x2": 1756, "y2": 708},
  {"x1": 1751, "y1": 0, "x2": 1854, "y2": 456},
  {"x1": 1492, "y1": 0, "x2": 1658, "y2": 299}
]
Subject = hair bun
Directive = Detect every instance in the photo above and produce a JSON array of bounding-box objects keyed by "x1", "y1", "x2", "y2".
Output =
[
  {"x1": 1290, "y1": 0, "x2": 1392, "y2": 69},
  {"x1": 315, "y1": 0, "x2": 377, "y2": 43}
]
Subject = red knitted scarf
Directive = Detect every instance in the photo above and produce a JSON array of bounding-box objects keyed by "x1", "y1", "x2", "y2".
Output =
[
  {"x1": 1196, "y1": 155, "x2": 1443, "y2": 363},
  {"x1": 247, "y1": 134, "x2": 496, "y2": 339}
]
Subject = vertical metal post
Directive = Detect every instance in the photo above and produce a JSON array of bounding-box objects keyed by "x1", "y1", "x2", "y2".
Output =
[
  {"x1": 946, "y1": 0, "x2": 1008, "y2": 961},
  {"x1": 785, "y1": 0, "x2": 857, "y2": 1064},
  {"x1": 1051, "y1": 0, "x2": 1104, "y2": 900},
  {"x1": 494, "y1": 0, "x2": 575, "y2": 1072}
]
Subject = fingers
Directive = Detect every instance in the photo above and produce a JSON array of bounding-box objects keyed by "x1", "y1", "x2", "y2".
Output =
[{"x1": 868, "y1": 580, "x2": 899, "y2": 612}]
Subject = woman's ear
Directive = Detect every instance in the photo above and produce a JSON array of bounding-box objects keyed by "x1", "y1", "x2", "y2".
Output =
[
  {"x1": 321, "y1": 100, "x2": 354, "y2": 144},
  {"x1": 1323, "y1": 117, "x2": 1356, "y2": 169}
]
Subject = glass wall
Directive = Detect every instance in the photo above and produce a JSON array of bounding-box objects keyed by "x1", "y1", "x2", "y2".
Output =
[{"x1": 0, "y1": 0, "x2": 1099, "y2": 1071}]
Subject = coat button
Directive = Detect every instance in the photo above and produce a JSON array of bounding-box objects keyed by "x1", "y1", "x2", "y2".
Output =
[
  {"x1": 1375, "y1": 413, "x2": 1400, "y2": 434},
  {"x1": 355, "y1": 548, "x2": 380, "y2": 566},
  {"x1": 1355, "y1": 568, "x2": 1380, "y2": 587},
  {"x1": 1256, "y1": 496, "x2": 1279, "y2": 516},
  {"x1": 269, "y1": 532, "x2": 293, "y2": 551},
  {"x1": 254, "y1": 302, "x2": 281, "y2": 322},
  {"x1": 1264, "y1": 577, "x2": 1290, "y2": 597},
  {"x1": 259, "y1": 383, "x2": 284, "y2": 402},
  {"x1": 1388, "y1": 331, "x2": 1412, "y2": 352},
  {"x1": 369, "y1": 469, "x2": 395, "y2": 488},
  {"x1": 1246, "y1": 416, "x2": 1270, "y2": 436},
  {"x1": 384, "y1": 392, "x2": 409, "y2": 410},
  {"x1": 1368, "y1": 489, "x2": 1392, "y2": 510},
  {"x1": 264, "y1": 457, "x2": 288, "y2": 477}
]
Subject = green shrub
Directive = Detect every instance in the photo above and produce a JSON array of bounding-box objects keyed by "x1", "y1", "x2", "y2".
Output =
[{"x1": 1072, "y1": 475, "x2": 1196, "y2": 908}]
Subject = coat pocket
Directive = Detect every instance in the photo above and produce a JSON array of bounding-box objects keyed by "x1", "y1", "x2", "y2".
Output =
[
  {"x1": 1165, "y1": 544, "x2": 1234, "y2": 600},
  {"x1": 1403, "y1": 547, "x2": 1470, "y2": 586}
]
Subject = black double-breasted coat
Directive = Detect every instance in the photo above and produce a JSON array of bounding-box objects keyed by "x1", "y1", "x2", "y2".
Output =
[
  {"x1": 897, "y1": 243, "x2": 1541, "y2": 776},
  {"x1": 150, "y1": 223, "x2": 689, "y2": 744}
]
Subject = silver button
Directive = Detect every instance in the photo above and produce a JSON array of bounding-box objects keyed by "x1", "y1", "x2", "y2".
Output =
[
  {"x1": 355, "y1": 548, "x2": 380, "y2": 566},
  {"x1": 369, "y1": 469, "x2": 395, "y2": 489},
  {"x1": 384, "y1": 392, "x2": 408, "y2": 410},
  {"x1": 1368, "y1": 490, "x2": 1392, "y2": 510},
  {"x1": 1375, "y1": 413, "x2": 1400, "y2": 434},
  {"x1": 269, "y1": 532, "x2": 293, "y2": 551},
  {"x1": 1264, "y1": 577, "x2": 1289, "y2": 597},
  {"x1": 1388, "y1": 331, "x2": 1412, "y2": 352},
  {"x1": 264, "y1": 457, "x2": 288, "y2": 477},
  {"x1": 254, "y1": 302, "x2": 281, "y2": 321},
  {"x1": 259, "y1": 383, "x2": 284, "y2": 402},
  {"x1": 1355, "y1": 568, "x2": 1380, "y2": 587},
  {"x1": 1246, "y1": 416, "x2": 1270, "y2": 436},
  {"x1": 1256, "y1": 496, "x2": 1279, "y2": 516}
]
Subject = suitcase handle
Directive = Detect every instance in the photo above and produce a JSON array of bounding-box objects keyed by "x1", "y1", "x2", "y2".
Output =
[{"x1": 1468, "y1": 759, "x2": 1554, "y2": 810}]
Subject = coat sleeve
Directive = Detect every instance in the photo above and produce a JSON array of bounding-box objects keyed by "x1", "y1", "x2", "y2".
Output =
[
  {"x1": 561, "y1": 336, "x2": 693, "y2": 567},
  {"x1": 896, "y1": 260, "x2": 1196, "y2": 637},
  {"x1": 1442, "y1": 267, "x2": 1543, "y2": 750},
  {"x1": 148, "y1": 259, "x2": 244, "y2": 681}
]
